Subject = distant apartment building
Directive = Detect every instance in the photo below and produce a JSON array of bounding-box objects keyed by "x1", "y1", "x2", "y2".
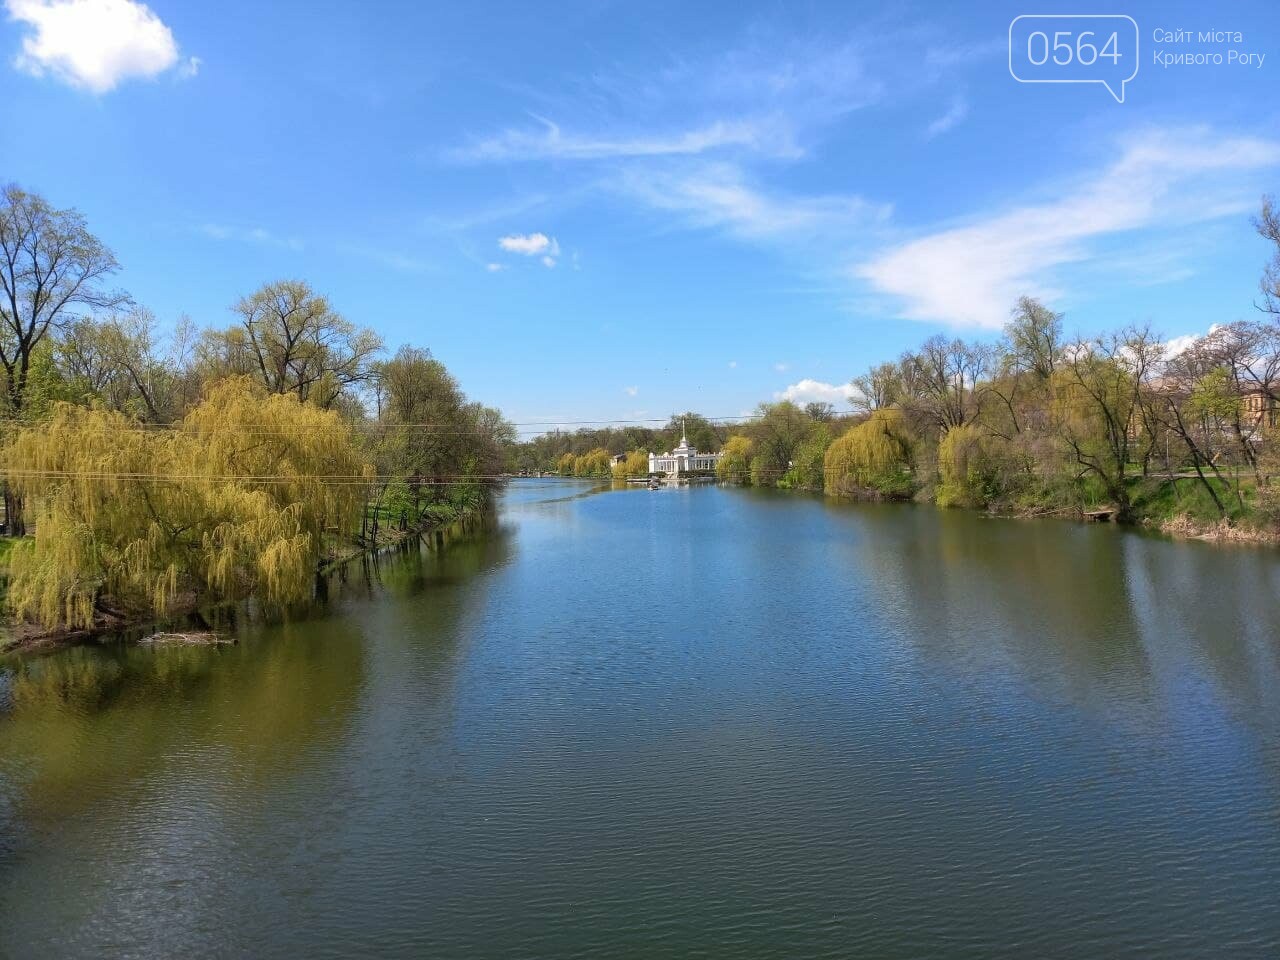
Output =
[
  {"x1": 1241, "y1": 388, "x2": 1278, "y2": 432},
  {"x1": 1128, "y1": 382, "x2": 1278, "y2": 444}
]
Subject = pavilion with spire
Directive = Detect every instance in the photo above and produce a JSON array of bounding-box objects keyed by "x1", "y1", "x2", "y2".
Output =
[{"x1": 648, "y1": 419, "x2": 723, "y2": 476}]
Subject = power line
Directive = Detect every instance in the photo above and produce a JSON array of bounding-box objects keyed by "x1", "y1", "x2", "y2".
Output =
[
  {"x1": 1, "y1": 470, "x2": 606, "y2": 485},
  {"x1": 0, "y1": 413, "x2": 765, "y2": 433}
]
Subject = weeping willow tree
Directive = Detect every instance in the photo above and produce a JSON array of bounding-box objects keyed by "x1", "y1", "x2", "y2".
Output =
[
  {"x1": 824, "y1": 409, "x2": 915, "y2": 498},
  {"x1": 611, "y1": 450, "x2": 648, "y2": 481},
  {"x1": 572, "y1": 447, "x2": 612, "y2": 478},
  {"x1": 5, "y1": 376, "x2": 371, "y2": 630},
  {"x1": 715, "y1": 436, "x2": 754, "y2": 484}
]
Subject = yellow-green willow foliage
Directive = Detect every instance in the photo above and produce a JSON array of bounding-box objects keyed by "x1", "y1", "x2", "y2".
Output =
[
  {"x1": 5, "y1": 377, "x2": 372, "y2": 629},
  {"x1": 824, "y1": 409, "x2": 914, "y2": 498},
  {"x1": 935, "y1": 424, "x2": 1017, "y2": 508},
  {"x1": 572, "y1": 447, "x2": 612, "y2": 478},
  {"x1": 716, "y1": 436, "x2": 754, "y2": 484},
  {"x1": 611, "y1": 450, "x2": 648, "y2": 481}
]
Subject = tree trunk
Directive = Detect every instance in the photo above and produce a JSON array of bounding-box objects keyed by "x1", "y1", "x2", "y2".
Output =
[{"x1": 3, "y1": 482, "x2": 24, "y2": 537}]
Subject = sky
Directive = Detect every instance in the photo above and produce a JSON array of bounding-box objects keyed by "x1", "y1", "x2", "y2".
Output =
[{"x1": 1, "y1": 0, "x2": 1279, "y2": 432}]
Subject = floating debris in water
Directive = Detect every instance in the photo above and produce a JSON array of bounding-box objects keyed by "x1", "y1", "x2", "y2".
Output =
[{"x1": 139, "y1": 632, "x2": 235, "y2": 647}]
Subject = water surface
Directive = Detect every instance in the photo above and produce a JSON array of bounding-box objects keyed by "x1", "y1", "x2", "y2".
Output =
[{"x1": 2, "y1": 480, "x2": 1279, "y2": 958}]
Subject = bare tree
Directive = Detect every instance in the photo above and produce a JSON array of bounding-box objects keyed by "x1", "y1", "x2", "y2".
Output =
[
  {"x1": 0, "y1": 185, "x2": 129, "y2": 413},
  {"x1": 1147, "y1": 348, "x2": 1236, "y2": 516},
  {"x1": 1255, "y1": 194, "x2": 1280, "y2": 318},
  {"x1": 898, "y1": 335, "x2": 993, "y2": 432},
  {"x1": 201, "y1": 279, "x2": 382, "y2": 408},
  {"x1": 850, "y1": 361, "x2": 901, "y2": 414},
  {"x1": 1005, "y1": 296, "x2": 1062, "y2": 381}
]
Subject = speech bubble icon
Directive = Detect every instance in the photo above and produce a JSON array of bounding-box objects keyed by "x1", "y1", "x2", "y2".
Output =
[{"x1": 1009, "y1": 15, "x2": 1139, "y2": 103}]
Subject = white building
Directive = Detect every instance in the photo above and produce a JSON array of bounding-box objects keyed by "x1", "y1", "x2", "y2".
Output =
[{"x1": 648, "y1": 423, "x2": 722, "y2": 475}]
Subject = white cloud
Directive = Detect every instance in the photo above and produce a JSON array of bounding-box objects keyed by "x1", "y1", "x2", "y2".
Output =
[
  {"x1": 857, "y1": 129, "x2": 1280, "y2": 329},
  {"x1": 925, "y1": 94, "x2": 968, "y2": 139},
  {"x1": 499, "y1": 232, "x2": 561, "y2": 267},
  {"x1": 727, "y1": 360, "x2": 738, "y2": 369},
  {"x1": 498, "y1": 232, "x2": 553, "y2": 255},
  {"x1": 775, "y1": 378, "x2": 854, "y2": 406},
  {"x1": 773, "y1": 362, "x2": 790, "y2": 372},
  {"x1": 485, "y1": 262, "x2": 505, "y2": 273},
  {"x1": 1163, "y1": 324, "x2": 1225, "y2": 359},
  {"x1": 624, "y1": 386, "x2": 638, "y2": 397},
  {"x1": 6, "y1": 0, "x2": 193, "y2": 93}
]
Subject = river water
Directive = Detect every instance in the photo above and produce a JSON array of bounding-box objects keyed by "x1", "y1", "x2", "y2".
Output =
[{"x1": 2, "y1": 479, "x2": 1279, "y2": 958}]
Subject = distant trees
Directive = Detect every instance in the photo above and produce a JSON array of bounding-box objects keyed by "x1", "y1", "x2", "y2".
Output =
[
  {"x1": 612, "y1": 450, "x2": 648, "y2": 480},
  {"x1": 551, "y1": 447, "x2": 611, "y2": 478},
  {"x1": 58, "y1": 309, "x2": 200, "y2": 422}
]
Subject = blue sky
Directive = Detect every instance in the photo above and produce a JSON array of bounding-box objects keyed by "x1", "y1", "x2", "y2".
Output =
[{"x1": 2, "y1": 0, "x2": 1279, "y2": 431}]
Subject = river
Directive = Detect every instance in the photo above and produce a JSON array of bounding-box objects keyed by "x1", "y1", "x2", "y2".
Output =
[{"x1": 2, "y1": 479, "x2": 1279, "y2": 958}]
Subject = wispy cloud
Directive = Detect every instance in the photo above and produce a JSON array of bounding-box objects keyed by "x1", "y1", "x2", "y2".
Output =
[
  {"x1": 6, "y1": 0, "x2": 197, "y2": 93},
  {"x1": 857, "y1": 128, "x2": 1280, "y2": 328},
  {"x1": 624, "y1": 385, "x2": 638, "y2": 397},
  {"x1": 446, "y1": 28, "x2": 890, "y2": 168},
  {"x1": 924, "y1": 94, "x2": 968, "y2": 139},
  {"x1": 619, "y1": 162, "x2": 891, "y2": 240},
  {"x1": 336, "y1": 242, "x2": 429, "y2": 273},
  {"x1": 452, "y1": 114, "x2": 792, "y2": 163},
  {"x1": 200, "y1": 223, "x2": 302, "y2": 251}
]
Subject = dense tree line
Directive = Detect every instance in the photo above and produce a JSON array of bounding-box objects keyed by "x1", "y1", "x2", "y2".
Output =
[
  {"x1": 510, "y1": 413, "x2": 726, "y2": 474},
  {"x1": 0, "y1": 184, "x2": 512, "y2": 630},
  {"x1": 515, "y1": 197, "x2": 1280, "y2": 534},
  {"x1": 711, "y1": 199, "x2": 1280, "y2": 531}
]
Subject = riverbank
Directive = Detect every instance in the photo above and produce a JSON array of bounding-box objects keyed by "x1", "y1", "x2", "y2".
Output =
[
  {"x1": 758, "y1": 470, "x2": 1280, "y2": 547},
  {"x1": 0, "y1": 501, "x2": 489, "y2": 657}
]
